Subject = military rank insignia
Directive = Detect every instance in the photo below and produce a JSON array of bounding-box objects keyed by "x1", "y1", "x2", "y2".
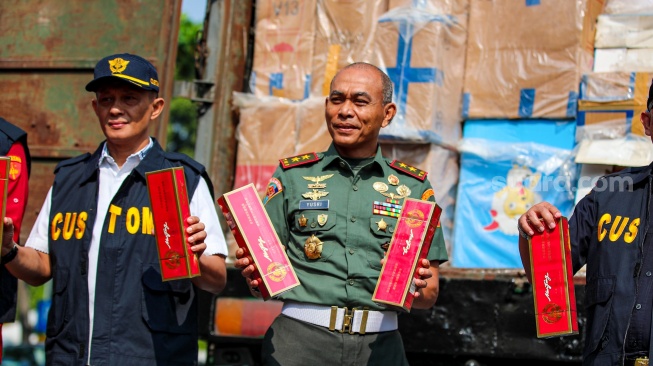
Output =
[
  {"x1": 280, "y1": 153, "x2": 319, "y2": 169},
  {"x1": 389, "y1": 160, "x2": 427, "y2": 181}
]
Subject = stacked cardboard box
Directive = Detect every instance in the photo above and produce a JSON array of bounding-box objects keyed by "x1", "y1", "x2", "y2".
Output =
[
  {"x1": 250, "y1": 0, "x2": 317, "y2": 100},
  {"x1": 462, "y1": 0, "x2": 605, "y2": 119},
  {"x1": 311, "y1": 0, "x2": 387, "y2": 96},
  {"x1": 373, "y1": 1, "x2": 468, "y2": 146},
  {"x1": 594, "y1": 14, "x2": 653, "y2": 72},
  {"x1": 232, "y1": 93, "x2": 331, "y2": 197}
]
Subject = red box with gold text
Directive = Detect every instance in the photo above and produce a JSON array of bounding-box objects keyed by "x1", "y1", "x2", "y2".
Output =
[
  {"x1": 529, "y1": 217, "x2": 578, "y2": 338},
  {"x1": 146, "y1": 167, "x2": 200, "y2": 281},
  {"x1": 217, "y1": 183, "x2": 300, "y2": 300},
  {"x1": 372, "y1": 198, "x2": 442, "y2": 312}
]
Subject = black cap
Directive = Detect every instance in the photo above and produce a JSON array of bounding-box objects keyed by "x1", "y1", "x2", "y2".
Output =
[{"x1": 85, "y1": 53, "x2": 160, "y2": 93}]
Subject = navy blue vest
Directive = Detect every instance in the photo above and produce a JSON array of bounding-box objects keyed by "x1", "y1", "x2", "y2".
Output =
[
  {"x1": 0, "y1": 117, "x2": 30, "y2": 324},
  {"x1": 571, "y1": 163, "x2": 652, "y2": 365},
  {"x1": 45, "y1": 140, "x2": 210, "y2": 366}
]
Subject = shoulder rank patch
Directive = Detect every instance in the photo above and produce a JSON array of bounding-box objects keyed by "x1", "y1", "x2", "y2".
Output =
[
  {"x1": 389, "y1": 160, "x2": 427, "y2": 181},
  {"x1": 280, "y1": 153, "x2": 319, "y2": 169}
]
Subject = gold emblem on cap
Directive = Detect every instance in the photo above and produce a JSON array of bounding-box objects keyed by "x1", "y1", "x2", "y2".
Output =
[
  {"x1": 302, "y1": 189, "x2": 329, "y2": 201},
  {"x1": 109, "y1": 58, "x2": 129, "y2": 74},
  {"x1": 298, "y1": 214, "x2": 308, "y2": 227},
  {"x1": 303, "y1": 174, "x2": 334, "y2": 189},
  {"x1": 317, "y1": 214, "x2": 328, "y2": 227},
  {"x1": 304, "y1": 234, "x2": 323, "y2": 259},
  {"x1": 376, "y1": 218, "x2": 388, "y2": 232}
]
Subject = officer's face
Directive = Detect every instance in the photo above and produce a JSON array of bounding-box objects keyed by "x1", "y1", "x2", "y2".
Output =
[
  {"x1": 325, "y1": 66, "x2": 396, "y2": 158},
  {"x1": 92, "y1": 81, "x2": 164, "y2": 154}
]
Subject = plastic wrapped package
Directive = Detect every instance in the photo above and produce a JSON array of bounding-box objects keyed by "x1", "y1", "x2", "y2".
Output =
[
  {"x1": 310, "y1": 0, "x2": 388, "y2": 97},
  {"x1": 602, "y1": 0, "x2": 653, "y2": 14},
  {"x1": 577, "y1": 71, "x2": 650, "y2": 138},
  {"x1": 250, "y1": 0, "x2": 317, "y2": 100},
  {"x1": 452, "y1": 120, "x2": 577, "y2": 268},
  {"x1": 371, "y1": 2, "x2": 468, "y2": 146},
  {"x1": 575, "y1": 134, "x2": 653, "y2": 167},
  {"x1": 462, "y1": 0, "x2": 605, "y2": 119},
  {"x1": 595, "y1": 14, "x2": 653, "y2": 48},
  {"x1": 594, "y1": 48, "x2": 653, "y2": 72},
  {"x1": 388, "y1": 0, "x2": 464, "y2": 13},
  {"x1": 380, "y1": 142, "x2": 459, "y2": 257},
  {"x1": 232, "y1": 93, "x2": 331, "y2": 196},
  {"x1": 295, "y1": 97, "x2": 332, "y2": 154}
]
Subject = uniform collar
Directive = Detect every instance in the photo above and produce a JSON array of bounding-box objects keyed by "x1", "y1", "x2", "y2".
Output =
[
  {"x1": 321, "y1": 143, "x2": 385, "y2": 172},
  {"x1": 98, "y1": 137, "x2": 154, "y2": 166},
  {"x1": 79, "y1": 138, "x2": 166, "y2": 184}
]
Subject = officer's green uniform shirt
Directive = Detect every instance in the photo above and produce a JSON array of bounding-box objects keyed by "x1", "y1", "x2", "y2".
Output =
[{"x1": 263, "y1": 144, "x2": 448, "y2": 311}]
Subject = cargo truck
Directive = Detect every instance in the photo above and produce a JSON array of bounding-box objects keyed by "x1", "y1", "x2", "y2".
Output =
[{"x1": 1, "y1": 1, "x2": 586, "y2": 365}]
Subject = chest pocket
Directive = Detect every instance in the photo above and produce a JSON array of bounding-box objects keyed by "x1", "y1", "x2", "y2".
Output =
[
  {"x1": 367, "y1": 216, "x2": 399, "y2": 270},
  {"x1": 369, "y1": 216, "x2": 398, "y2": 238},
  {"x1": 292, "y1": 211, "x2": 336, "y2": 232}
]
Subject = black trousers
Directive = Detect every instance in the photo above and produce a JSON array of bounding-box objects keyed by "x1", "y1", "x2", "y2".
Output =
[{"x1": 262, "y1": 314, "x2": 410, "y2": 366}]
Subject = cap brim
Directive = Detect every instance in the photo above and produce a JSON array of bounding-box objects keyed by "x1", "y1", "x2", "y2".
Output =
[{"x1": 85, "y1": 76, "x2": 158, "y2": 92}]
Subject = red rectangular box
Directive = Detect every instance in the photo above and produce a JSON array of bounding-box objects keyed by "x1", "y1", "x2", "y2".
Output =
[
  {"x1": 0, "y1": 157, "x2": 9, "y2": 241},
  {"x1": 529, "y1": 217, "x2": 578, "y2": 338},
  {"x1": 372, "y1": 198, "x2": 442, "y2": 312},
  {"x1": 217, "y1": 183, "x2": 300, "y2": 300},
  {"x1": 146, "y1": 167, "x2": 200, "y2": 281}
]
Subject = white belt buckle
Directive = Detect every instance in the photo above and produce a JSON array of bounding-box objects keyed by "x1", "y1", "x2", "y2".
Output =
[{"x1": 328, "y1": 306, "x2": 369, "y2": 334}]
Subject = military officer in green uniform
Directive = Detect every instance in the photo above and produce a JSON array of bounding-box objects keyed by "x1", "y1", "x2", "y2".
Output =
[{"x1": 235, "y1": 62, "x2": 448, "y2": 366}]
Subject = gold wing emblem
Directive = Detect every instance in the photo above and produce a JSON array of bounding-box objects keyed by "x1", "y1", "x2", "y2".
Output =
[
  {"x1": 302, "y1": 190, "x2": 329, "y2": 201},
  {"x1": 302, "y1": 174, "x2": 334, "y2": 189}
]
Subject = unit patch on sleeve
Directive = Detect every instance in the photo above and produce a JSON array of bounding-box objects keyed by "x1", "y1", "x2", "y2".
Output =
[
  {"x1": 421, "y1": 188, "x2": 434, "y2": 201},
  {"x1": 389, "y1": 160, "x2": 427, "y2": 181},
  {"x1": 263, "y1": 178, "x2": 283, "y2": 205},
  {"x1": 8, "y1": 155, "x2": 22, "y2": 181},
  {"x1": 280, "y1": 153, "x2": 319, "y2": 169}
]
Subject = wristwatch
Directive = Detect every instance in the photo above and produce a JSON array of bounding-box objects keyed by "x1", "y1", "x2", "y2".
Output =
[
  {"x1": 1, "y1": 244, "x2": 18, "y2": 265},
  {"x1": 517, "y1": 225, "x2": 530, "y2": 240}
]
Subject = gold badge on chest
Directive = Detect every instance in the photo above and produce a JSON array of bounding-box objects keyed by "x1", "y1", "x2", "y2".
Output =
[
  {"x1": 373, "y1": 175, "x2": 411, "y2": 200},
  {"x1": 304, "y1": 234, "x2": 323, "y2": 259}
]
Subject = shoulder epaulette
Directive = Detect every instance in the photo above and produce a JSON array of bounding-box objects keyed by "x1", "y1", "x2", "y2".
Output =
[
  {"x1": 54, "y1": 153, "x2": 92, "y2": 173},
  {"x1": 389, "y1": 159, "x2": 427, "y2": 181},
  {"x1": 280, "y1": 152, "x2": 320, "y2": 169}
]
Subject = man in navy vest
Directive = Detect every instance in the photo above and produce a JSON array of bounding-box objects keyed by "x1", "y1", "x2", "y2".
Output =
[
  {"x1": 0, "y1": 117, "x2": 31, "y2": 363},
  {"x1": 518, "y1": 79, "x2": 653, "y2": 366},
  {"x1": 0, "y1": 53, "x2": 228, "y2": 365}
]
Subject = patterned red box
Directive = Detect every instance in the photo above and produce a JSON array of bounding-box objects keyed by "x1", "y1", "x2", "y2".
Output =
[
  {"x1": 373, "y1": 198, "x2": 442, "y2": 312},
  {"x1": 217, "y1": 183, "x2": 300, "y2": 300},
  {"x1": 529, "y1": 217, "x2": 578, "y2": 338},
  {"x1": 146, "y1": 167, "x2": 200, "y2": 281}
]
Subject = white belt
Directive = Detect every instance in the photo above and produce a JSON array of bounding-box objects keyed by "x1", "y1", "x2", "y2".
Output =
[{"x1": 281, "y1": 302, "x2": 398, "y2": 334}]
